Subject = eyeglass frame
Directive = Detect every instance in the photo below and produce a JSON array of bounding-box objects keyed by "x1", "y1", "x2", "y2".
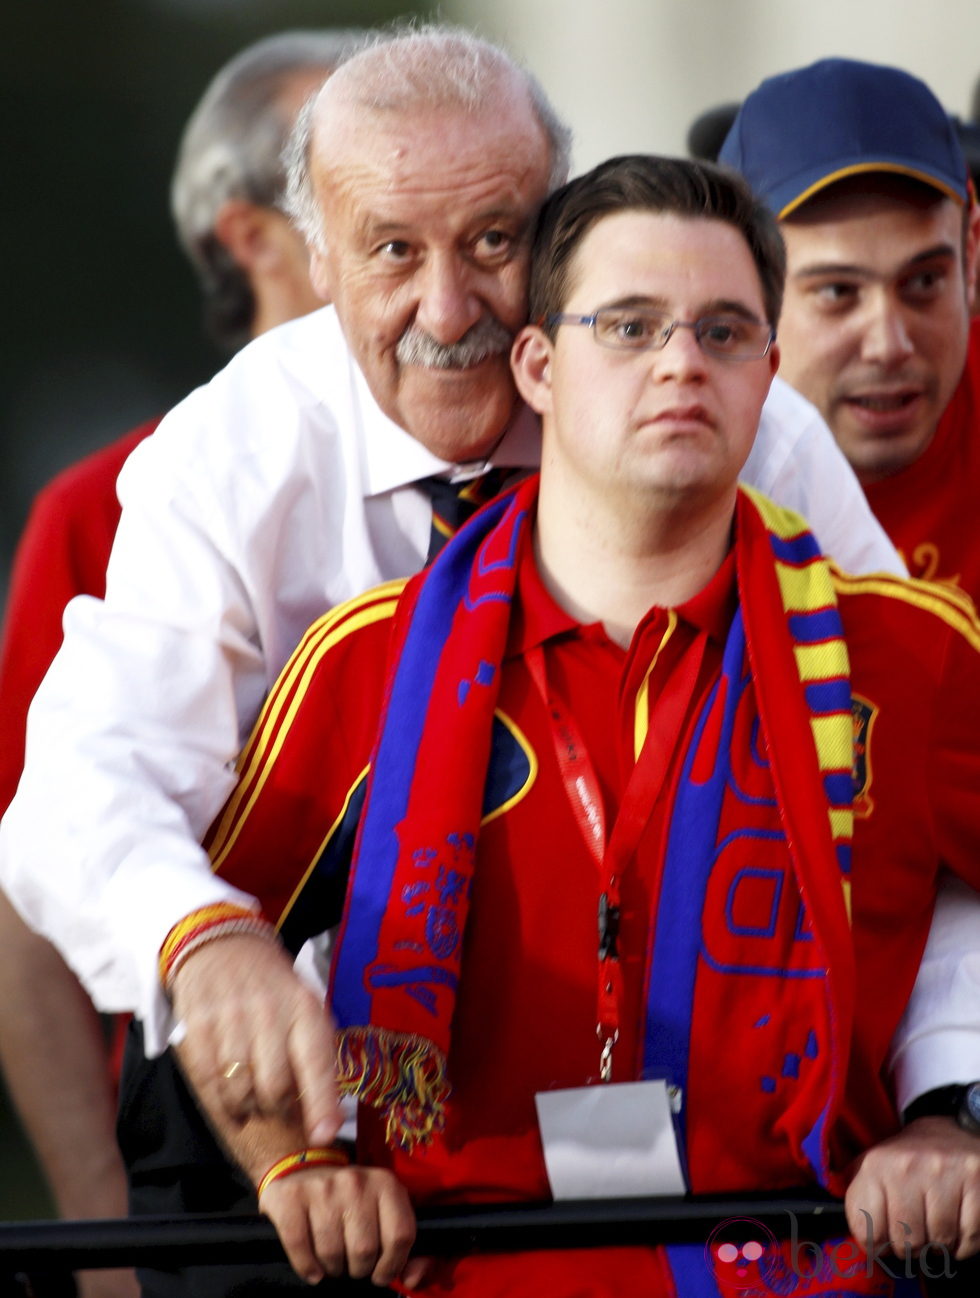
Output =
[{"x1": 545, "y1": 307, "x2": 777, "y2": 362}]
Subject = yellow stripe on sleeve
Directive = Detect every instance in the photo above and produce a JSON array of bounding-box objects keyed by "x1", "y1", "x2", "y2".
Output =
[{"x1": 208, "y1": 582, "x2": 405, "y2": 868}]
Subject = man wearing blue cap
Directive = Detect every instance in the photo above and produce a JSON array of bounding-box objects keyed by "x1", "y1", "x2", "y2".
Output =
[
  {"x1": 722, "y1": 56, "x2": 980, "y2": 1272},
  {"x1": 721, "y1": 57, "x2": 980, "y2": 599}
]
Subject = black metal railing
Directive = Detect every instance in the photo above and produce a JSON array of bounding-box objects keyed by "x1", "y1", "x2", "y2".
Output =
[{"x1": 0, "y1": 1193, "x2": 849, "y2": 1292}]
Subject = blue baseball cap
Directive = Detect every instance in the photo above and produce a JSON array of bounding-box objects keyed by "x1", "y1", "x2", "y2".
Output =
[{"x1": 719, "y1": 58, "x2": 969, "y2": 218}]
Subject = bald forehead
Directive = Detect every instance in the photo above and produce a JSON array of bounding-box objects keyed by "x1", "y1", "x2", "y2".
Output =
[
  {"x1": 308, "y1": 88, "x2": 550, "y2": 205},
  {"x1": 312, "y1": 36, "x2": 525, "y2": 114},
  {"x1": 310, "y1": 64, "x2": 539, "y2": 166}
]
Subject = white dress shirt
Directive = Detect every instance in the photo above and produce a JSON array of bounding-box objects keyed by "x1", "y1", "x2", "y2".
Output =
[
  {"x1": 0, "y1": 305, "x2": 917, "y2": 1056},
  {"x1": 889, "y1": 876, "x2": 980, "y2": 1109}
]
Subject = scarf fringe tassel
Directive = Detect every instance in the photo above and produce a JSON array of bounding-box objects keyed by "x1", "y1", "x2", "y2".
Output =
[{"x1": 335, "y1": 1025, "x2": 449, "y2": 1151}]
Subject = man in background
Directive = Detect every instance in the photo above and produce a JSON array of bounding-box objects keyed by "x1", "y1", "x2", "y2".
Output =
[
  {"x1": 720, "y1": 58, "x2": 980, "y2": 597},
  {"x1": 0, "y1": 29, "x2": 360, "y2": 1298},
  {"x1": 720, "y1": 57, "x2": 980, "y2": 1273}
]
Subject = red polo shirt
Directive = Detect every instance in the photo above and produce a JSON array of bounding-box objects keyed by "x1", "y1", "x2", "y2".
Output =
[
  {"x1": 0, "y1": 419, "x2": 158, "y2": 817},
  {"x1": 864, "y1": 316, "x2": 980, "y2": 600}
]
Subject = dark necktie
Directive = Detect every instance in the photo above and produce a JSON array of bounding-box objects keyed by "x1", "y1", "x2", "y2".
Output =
[{"x1": 419, "y1": 468, "x2": 510, "y2": 562}]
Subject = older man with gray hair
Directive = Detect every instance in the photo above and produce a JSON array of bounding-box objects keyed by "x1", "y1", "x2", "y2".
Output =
[{"x1": 2, "y1": 20, "x2": 576, "y2": 1144}]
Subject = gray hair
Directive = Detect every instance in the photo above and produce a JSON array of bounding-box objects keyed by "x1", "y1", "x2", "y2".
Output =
[
  {"x1": 171, "y1": 29, "x2": 366, "y2": 350},
  {"x1": 283, "y1": 24, "x2": 573, "y2": 255}
]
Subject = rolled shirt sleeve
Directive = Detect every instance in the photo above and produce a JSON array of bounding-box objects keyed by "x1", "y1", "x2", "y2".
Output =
[{"x1": 0, "y1": 309, "x2": 443, "y2": 1053}]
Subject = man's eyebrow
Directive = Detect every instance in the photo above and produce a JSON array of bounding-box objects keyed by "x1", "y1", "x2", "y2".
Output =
[
  {"x1": 791, "y1": 261, "x2": 871, "y2": 280},
  {"x1": 361, "y1": 221, "x2": 410, "y2": 239},
  {"x1": 471, "y1": 206, "x2": 537, "y2": 242},
  {"x1": 702, "y1": 298, "x2": 765, "y2": 321},
  {"x1": 348, "y1": 211, "x2": 410, "y2": 245},
  {"x1": 904, "y1": 242, "x2": 959, "y2": 267},
  {"x1": 792, "y1": 243, "x2": 959, "y2": 280},
  {"x1": 356, "y1": 204, "x2": 531, "y2": 241},
  {"x1": 596, "y1": 294, "x2": 763, "y2": 320},
  {"x1": 473, "y1": 204, "x2": 530, "y2": 226},
  {"x1": 596, "y1": 294, "x2": 668, "y2": 310}
]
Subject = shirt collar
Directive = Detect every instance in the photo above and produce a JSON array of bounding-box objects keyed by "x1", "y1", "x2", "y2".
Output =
[
  {"x1": 510, "y1": 530, "x2": 737, "y2": 658},
  {"x1": 670, "y1": 546, "x2": 738, "y2": 646}
]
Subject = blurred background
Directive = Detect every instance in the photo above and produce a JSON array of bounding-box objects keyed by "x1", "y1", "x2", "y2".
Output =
[{"x1": 4, "y1": 0, "x2": 980, "y2": 1221}]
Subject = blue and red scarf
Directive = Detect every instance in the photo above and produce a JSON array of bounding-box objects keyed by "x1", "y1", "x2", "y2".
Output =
[{"x1": 329, "y1": 475, "x2": 856, "y2": 1191}]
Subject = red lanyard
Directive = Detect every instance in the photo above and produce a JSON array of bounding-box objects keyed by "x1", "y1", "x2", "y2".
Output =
[{"x1": 526, "y1": 623, "x2": 708, "y2": 1081}]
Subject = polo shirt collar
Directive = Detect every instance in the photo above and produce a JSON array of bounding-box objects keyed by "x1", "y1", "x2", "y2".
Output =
[{"x1": 510, "y1": 527, "x2": 738, "y2": 658}]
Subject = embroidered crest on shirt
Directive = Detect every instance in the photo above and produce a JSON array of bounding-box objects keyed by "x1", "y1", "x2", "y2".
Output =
[{"x1": 850, "y1": 694, "x2": 877, "y2": 818}]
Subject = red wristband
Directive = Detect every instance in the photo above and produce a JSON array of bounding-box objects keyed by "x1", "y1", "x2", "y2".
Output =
[
  {"x1": 256, "y1": 1147, "x2": 351, "y2": 1199},
  {"x1": 158, "y1": 902, "x2": 277, "y2": 994}
]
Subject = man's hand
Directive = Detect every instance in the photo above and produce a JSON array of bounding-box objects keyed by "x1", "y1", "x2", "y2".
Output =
[
  {"x1": 170, "y1": 933, "x2": 340, "y2": 1145},
  {"x1": 846, "y1": 1116, "x2": 980, "y2": 1260},
  {"x1": 261, "y1": 1163, "x2": 426, "y2": 1289},
  {"x1": 76, "y1": 1269, "x2": 140, "y2": 1298}
]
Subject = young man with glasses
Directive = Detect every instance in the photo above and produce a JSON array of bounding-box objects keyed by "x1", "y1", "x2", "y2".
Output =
[{"x1": 178, "y1": 155, "x2": 980, "y2": 1296}]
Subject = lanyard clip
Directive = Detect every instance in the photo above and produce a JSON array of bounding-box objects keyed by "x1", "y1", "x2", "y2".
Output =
[
  {"x1": 598, "y1": 892, "x2": 621, "y2": 962},
  {"x1": 598, "y1": 1028, "x2": 619, "y2": 1082}
]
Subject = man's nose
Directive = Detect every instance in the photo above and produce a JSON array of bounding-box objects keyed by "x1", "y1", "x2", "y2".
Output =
[
  {"x1": 650, "y1": 321, "x2": 709, "y2": 380},
  {"x1": 858, "y1": 294, "x2": 915, "y2": 367},
  {"x1": 413, "y1": 253, "x2": 483, "y2": 343}
]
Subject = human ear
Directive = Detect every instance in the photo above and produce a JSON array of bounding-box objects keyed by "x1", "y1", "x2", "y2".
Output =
[
  {"x1": 510, "y1": 325, "x2": 555, "y2": 416},
  {"x1": 211, "y1": 199, "x2": 273, "y2": 271},
  {"x1": 964, "y1": 201, "x2": 980, "y2": 307}
]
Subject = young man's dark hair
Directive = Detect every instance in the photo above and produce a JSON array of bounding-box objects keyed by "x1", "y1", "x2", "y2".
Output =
[{"x1": 528, "y1": 154, "x2": 786, "y2": 335}]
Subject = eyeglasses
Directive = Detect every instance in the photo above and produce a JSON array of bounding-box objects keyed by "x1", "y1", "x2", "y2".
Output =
[{"x1": 547, "y1": 307, "x2": 776, "y2": 361}]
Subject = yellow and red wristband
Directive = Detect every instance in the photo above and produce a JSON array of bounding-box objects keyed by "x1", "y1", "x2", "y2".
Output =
[
  {"x1": 158, "y1": 902, "x2": 278, "y2": 994},
  {"x1": 256, "y1": 1147, "x2": 351, "y2": 1200}
]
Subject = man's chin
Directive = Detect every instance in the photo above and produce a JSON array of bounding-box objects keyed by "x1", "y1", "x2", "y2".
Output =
[
  {"x1": 401, "y1": 375, "x2": 518, "y2": 461},
  {"x1": 835, "y1": 420, "x2": 935, "y2": 483}
]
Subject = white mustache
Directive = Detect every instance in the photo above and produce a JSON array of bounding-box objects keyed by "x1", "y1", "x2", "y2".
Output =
[{"x1": 395, "y1": 317, "x2": 513, "y2": 370}]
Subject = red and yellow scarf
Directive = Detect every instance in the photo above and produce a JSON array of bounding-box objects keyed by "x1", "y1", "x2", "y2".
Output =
[{"x1": 329, "y1": 476, "x2": 855, "y2": 1191}]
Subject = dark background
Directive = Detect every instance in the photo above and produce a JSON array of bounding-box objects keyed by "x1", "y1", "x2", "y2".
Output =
[{"x1": 1, "y1": 0, "x2": 433, "y2": 1222}]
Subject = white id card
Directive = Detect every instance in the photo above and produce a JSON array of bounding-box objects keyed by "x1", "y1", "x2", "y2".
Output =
[{"x1": 535, "y1": 1080, "x2": 686, "y2": 1200}]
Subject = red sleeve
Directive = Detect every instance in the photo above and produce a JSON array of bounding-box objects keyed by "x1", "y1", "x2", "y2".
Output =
[
  {"x1": 206, "y1": 583, "x2": 402, "y2": 932},
  {"x1": 0, "y1": 420, "x2": 158, "y2": 815},
  {"x1": 930, "y1": 596, "x2": 980, "y2": 888}
]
